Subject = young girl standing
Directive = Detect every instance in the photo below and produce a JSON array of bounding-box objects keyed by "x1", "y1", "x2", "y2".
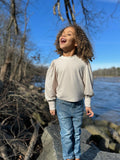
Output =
[{"x1": 45, "y1": 24, "x2": 94, "y2": 160}]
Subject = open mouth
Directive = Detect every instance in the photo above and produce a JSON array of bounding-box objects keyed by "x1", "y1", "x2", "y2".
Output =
[{"x1": 61, "y1": 38, "x2": 67, "y2": 43}]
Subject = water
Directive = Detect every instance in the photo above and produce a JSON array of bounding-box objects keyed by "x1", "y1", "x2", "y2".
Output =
[
  {"x1": 92, "y1": 77, "x2": 120, "y2": 125},
  {"x1": 35, "y1": 77, "x2": 120, "y2": 125}
]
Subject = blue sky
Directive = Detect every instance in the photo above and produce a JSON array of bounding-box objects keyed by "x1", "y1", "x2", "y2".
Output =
[{"x1": 28, "y1": 0, "x2": 120, "y2": 71}]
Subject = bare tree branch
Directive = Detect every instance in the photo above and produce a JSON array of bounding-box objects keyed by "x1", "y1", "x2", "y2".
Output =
[
  {"x1": 53, "y1": 0, "x2": 105, "y2": 32},
  {"x1": 110, "y1": 1, "x2": 120, "y2": 18},
  {"x1": 67, "y1": 0, "x2": 76, "y2": 23},
  {"x1": 71, "y1": 0, "x2": 75, "y2": 13},
  {"x1": 80, "y1": 0, "x2": 89, "y2": 29},
  {"x1": 0, "y1": 0, "x2": 10, "y2": 8},
  {"x1": 57, "y1": 1, "x2": 64, "y2": 21},
  {"x1": 64, "y1": 0, "x2": 71, "y2": 24},
  {"x1": 53, "y1": 1, "x2": 58, "y2": 15},
  {"x1": 24, "y1": 120, "x2": 39, "y2": 160},
  {"x1": 7, "y1": 0, "x2": 19, "y2": 35},
  {"x1": 53, "y1": 0, "x2": 64, "y2": 21},
  {"x1": 54, "y1": 0, "x2": 76, "y2": 24}
]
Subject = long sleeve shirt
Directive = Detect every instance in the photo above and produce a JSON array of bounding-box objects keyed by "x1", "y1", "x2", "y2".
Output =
[{"x1": 45, "y1": 55, "x2": 94, "y2": 110}]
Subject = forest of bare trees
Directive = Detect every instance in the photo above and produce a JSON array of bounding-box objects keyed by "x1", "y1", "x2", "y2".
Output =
[
  {"x1": 93, "y1": 67, "x2": 120, "y2": 77},
  {"x1": 0, "y1": 0, "x2": 47, "y2": 84}
]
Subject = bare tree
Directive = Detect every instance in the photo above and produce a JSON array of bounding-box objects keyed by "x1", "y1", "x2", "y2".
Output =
[
  {"x1": 0, "y1": 0, "x2": 34, "y2": 82},
  {"x1": 0, "y1": 0, "x2": 18, "y2": 82},
  {"x1": 10, "y1": 0, "x2": 30, "y2": 81}
]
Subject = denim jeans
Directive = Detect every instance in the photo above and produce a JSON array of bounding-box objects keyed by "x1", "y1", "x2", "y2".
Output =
[{"x1": 56, "y1": 98, "x2": 84, "y2": 160}]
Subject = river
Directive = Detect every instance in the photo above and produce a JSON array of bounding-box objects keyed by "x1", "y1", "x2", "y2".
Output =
[
  {"x1": 35, "y1": 77, "x2": 120, "y2": 125},
  {"x1": 92, "y1": 77, "x2": 120, "y2": 125}
]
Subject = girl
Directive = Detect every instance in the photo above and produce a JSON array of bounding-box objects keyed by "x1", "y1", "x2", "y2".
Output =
[{"x1": 45, "y1": 24, "x2": 94, "y2": 160}]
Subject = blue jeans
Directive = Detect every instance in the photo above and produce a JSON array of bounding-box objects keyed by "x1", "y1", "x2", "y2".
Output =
[{"x1": 56, "y1": 99, "x2": 84, "y2": 160}]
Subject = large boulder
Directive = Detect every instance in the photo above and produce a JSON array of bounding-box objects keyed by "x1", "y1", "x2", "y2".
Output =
[
  {"x1": 38, "y1": 123, "x2": 120, "y2": 160},
  {"x1": 82, "y1": 113, "x2": 120, "y2": 153}
]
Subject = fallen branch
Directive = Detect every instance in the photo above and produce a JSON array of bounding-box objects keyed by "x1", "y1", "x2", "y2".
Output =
[{"x1": 24, "y1": 119, "x2": 40, "y2": 160}]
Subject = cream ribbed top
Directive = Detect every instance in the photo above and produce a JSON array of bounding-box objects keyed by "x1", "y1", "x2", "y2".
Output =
[{"x1": 45, "y1": 55, "x2": 94, "y2": 110}]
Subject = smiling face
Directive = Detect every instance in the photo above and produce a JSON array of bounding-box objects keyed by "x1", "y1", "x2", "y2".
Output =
[{"x1": 59, "y1": 27, "x2": 77, "y2": 53}]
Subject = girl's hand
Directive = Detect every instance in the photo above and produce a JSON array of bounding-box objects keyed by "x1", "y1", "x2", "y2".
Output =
[
  {"x1": 50, "y1": 110, "x2": 56, "y2": 116},
  {"x1": 85, "y1": 107, "x2": 94, "y2": 117}
]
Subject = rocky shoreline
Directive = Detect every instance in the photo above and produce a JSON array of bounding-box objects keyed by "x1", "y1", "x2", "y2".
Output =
[
  {"x1": 82, "y1": 113, "x2": 120, "y2": 153},
  {"x1": 38, "y1": 123, "x2": 120, "y2": 160},
  {"x1": 0, "y1": 82, "x2": 120, "y2": 159},
  {"x1": 38, "y1": 106, "x2": 120, "y2": 159}
]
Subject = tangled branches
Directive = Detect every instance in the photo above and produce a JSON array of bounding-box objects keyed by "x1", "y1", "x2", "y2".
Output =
[
  {"x1": 0, "y1": 81, "x2": 51, "y2": 160},
  {"x1": 53, "y1": 0, "x2": 76, "y2": 24},
  {"x1": 53, "y1": 0, "x2": 105, "y2": 34}
]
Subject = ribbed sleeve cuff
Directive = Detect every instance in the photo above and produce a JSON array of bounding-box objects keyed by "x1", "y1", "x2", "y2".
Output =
[
  {"x1": 85, "y1": 96, "x2": 91, "y2": 107},
  {"x1": 48, "y1": 100, "x2": 56, "y2": 110}
]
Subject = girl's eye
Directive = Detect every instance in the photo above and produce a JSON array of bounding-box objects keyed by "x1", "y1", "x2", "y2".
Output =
[{"x1": 60, "y1": 33, "x2": 72, "y2": 37}]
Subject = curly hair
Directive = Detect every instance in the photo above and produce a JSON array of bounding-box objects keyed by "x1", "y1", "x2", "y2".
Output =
[{"x1": 54, "y1": 24, "x2": 94, "y2": 62}]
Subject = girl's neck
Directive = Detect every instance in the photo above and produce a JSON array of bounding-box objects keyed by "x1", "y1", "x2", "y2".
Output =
[{"x1": 63, "y1": 49, "x2": 75, "y2": 57}]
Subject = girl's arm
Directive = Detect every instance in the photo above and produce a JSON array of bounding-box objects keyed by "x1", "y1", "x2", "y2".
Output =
[
  {"x1": 45, "y1": 61, "x2": 57, "y2": 115},
  {"x1": 83, "y1": 62, "x2": 94, "y2": 117}
]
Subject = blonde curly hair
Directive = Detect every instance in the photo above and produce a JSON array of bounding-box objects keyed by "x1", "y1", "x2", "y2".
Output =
[{"x1": 54, "y1": 24, "x2": 94, "y2": 62}]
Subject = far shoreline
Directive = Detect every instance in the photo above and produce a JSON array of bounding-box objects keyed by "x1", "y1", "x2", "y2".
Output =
[{"x1": 93, "y1": 76, "x2": 120, "y2": 78}]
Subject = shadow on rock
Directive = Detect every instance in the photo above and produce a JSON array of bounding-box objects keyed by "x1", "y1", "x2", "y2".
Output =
[{"x1": 81, "y1": 144, "x2": 100, "y2": 160}]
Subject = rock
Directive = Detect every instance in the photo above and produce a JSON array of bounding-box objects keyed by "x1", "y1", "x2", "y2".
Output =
[
  {"x1": 38, "y1": 124, "x2": 62, "y2": 160},
  {"x1": 82, "y1": 117, "x2": 120, "y2": 153},
  {"x1": 81, "y1": 128, "x2": 91, "y2": 143},
  {"x1": 109, "y1": 121, "x2": 119, "y2": 130},
  {"x1": 18, "y1": 86, "x2": 26, "y2": 92},
  {"x1": 82, "y1": 112, "x2": 95, "y2": 127},
  {"x1": 116, "y1": 127, "x2": 120, "y2": 135},
  {"x1": 29, "y1": 85, "x2": 34, "y2": 90},
  {"x1": 108, "y1": 142, "x2": 120, "y2": 153},
  {"x1": 85, "y1": 125, "x2": 111, "y2": 149},
  {"x1": 32, "y1": 112, "x2": 46, "y2": 125},
  {"x1": 86, "y1": 134, "x2": 107, "y2": 151},
  {"x1": 109, "y1": 127, "x2": 120, "y2": 143},
  {"x1": 37, "y1": 123, "x2": 120, "y2": 160}
]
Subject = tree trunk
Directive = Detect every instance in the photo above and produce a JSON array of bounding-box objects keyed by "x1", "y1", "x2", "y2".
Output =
[
  {"x1": 9, "y1": 36, "x2": 25, "y2": 81},
  {"x1": 0, "y1": 51, "x2": 12, "y2": 82}
]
